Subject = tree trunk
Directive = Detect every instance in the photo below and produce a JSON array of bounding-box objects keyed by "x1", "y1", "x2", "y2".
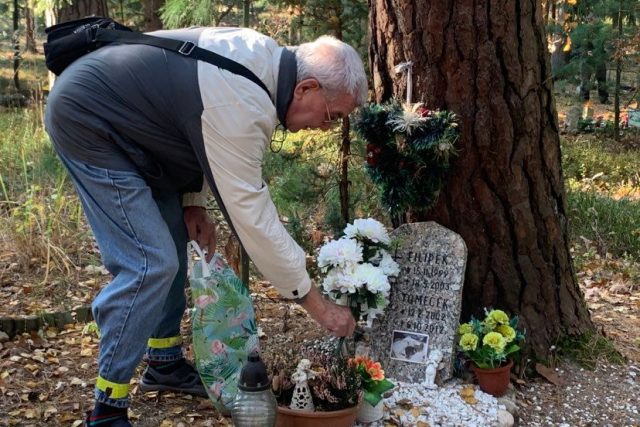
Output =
[
  {"x1": 13, "y1": 0, "x2": 20, "y2": 92},
  {"x1": 550, "y1": 2, "x2": 567, "y2": 77},
  {"x1": 142, "y1": 0, "x2": 164, "y2": 31},
  {"x1": 25, "y1": 5, "x2": 37, "y2": 53},
  {"x1": 613, "y1": 1, "x2": 622, "y2": 140},
  {"x1": 339, "y1": 117, "x2": 351, "y2": 224},
  {"x1": 243, "y1": 0, "x2": 251, "y2": 28},
  {"x1": 329, "y1": 0, "x2": 351, "y2": 225},
  {"x1": 57, "y1": 0, "x2": 109, "y2": 23},
  {"x1": 369, "y1": 0, "x2": 593, "y2": 358}
]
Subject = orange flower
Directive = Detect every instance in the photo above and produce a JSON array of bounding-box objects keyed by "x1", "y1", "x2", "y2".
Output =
[
  {"x1": 364, "y1": 359, "x2": 385, "y2": 381},
  {"x1": 350, "y1": 356, "x2": 386, "y2": 381}
]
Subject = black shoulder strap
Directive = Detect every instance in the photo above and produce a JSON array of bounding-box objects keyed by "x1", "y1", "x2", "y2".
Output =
[{"x1": 94, "y1": 28, "x2": 271, "y2": 99}]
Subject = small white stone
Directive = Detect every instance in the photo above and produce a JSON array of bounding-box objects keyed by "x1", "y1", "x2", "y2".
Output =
[{"x1": 498, "y1": 410, "x2": 514, "y2": 427}]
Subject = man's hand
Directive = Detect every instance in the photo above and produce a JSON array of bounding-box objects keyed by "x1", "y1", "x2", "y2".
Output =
[
  {"x1": 183, "y1": 206, "x2": 217, "y2": 262},
  {"x1": 297, "y1": 286, "x2": 355, "y2": 337}
]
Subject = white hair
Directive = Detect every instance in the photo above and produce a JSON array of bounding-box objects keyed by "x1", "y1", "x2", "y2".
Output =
[{"x1": 296, "y1": 35, "x2": 368, "y2": 106}]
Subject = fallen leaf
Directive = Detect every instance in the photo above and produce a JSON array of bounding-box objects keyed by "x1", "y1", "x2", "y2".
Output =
[
  {"x1": 59, "y1": 412, "x2": 77, "y2": 422},
  {"x1": 70, "y1": 377, "x2": 84, "y2": 386},
  {"x1": 610, "y1": 283, "x2": 630, "y2": 294},
  {"x1": 535, "y1": 363, "x2": 564, "y2": 386},
  {"x1": 44, "y1": 406, "x2": 58, "y2": 419},
  {"x1": 460, "y1": 385, "x2": 478, "y2": 404},
  {"x1": 393, "y1": 408, "x2": 405, "y2": 417},
  {"x1": 396, "y1": 398, "x2": 412, "y2": 409}
]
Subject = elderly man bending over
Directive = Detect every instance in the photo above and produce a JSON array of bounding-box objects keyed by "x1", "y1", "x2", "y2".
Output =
[{"x1": 45, "y1": 27, "x2": 366, "y2": 426}]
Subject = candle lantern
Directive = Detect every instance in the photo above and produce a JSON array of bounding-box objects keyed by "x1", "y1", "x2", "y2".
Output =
[{"x1": 231, "y1": 351, "x2": 278, "y2": 427}]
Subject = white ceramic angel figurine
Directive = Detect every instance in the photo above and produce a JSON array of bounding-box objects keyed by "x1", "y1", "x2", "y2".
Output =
[
  {"x1": 289, "y1": 359, "x2": 315, "y2": 411},
  {"x1": 424, "y1": 349, "x2": 444, "y2": 389}
]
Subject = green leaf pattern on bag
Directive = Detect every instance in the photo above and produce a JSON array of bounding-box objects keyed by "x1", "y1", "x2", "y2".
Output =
[{"x1": 190, "y1": 253, "x2": 258, "y2": 412}]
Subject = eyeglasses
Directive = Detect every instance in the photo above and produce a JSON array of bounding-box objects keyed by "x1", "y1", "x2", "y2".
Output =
[
  {"x1": 270, "y1": 124, "x2": 286, "y2": 153},
  {"x1": 322, "y1": 91, "x2": 343, "y2": 125}
]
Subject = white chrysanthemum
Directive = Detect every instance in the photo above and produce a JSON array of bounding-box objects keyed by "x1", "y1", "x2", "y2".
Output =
[
  {"x1": 354, "y1": 263, "x2": 390, "y2": 295},
  {"x1": 378, "y1": 250, "x2": 400, "y2": 277},
  {"x1": 322, "y1": 267, "x2": 361, "y2": 294},
  {"x1": 344, "y1": 218, "x2": 390, "y2": 244},
  {"x1": 317, "y1": 238, "x2": 363, "y2": 270}
]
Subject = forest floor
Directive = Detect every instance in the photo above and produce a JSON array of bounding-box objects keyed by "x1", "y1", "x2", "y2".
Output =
[
  {"x1": 0, "y1": 258, "x2": 639, "y2": 426},
  {"x1": 1, "y1": 95, "x2": 640, "y2": 426}
]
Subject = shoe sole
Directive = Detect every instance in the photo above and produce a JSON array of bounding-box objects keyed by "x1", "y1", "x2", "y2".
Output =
[
  {"x1": 138, "y1": 380, "x2": 208, "y2": 398},
  {"x1": 139, "y1": 382, "x2": 231, "y2": 416}
]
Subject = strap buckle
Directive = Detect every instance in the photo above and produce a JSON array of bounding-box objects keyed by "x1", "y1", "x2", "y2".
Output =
[{"x1": 178, "y1": 41, "x2": 195, "y2": 56}]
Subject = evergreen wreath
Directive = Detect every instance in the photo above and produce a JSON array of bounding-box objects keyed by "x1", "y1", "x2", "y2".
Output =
[{"x1": 354, "y1": 100, "x2": 460, "y2": 216}]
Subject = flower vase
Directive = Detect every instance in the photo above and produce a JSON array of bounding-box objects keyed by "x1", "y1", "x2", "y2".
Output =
[
  {"x1": 356, "y1": 400, "x2": 384, "y2": 423},
  {"x1": 471, "y1": 359, "x2": 513, "y2": 397}
]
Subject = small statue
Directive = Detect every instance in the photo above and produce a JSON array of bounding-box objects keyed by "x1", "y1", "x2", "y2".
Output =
[
  {"x1": 423, "y1": 349, "x2": 444, "y2": 389},
  {"x1": 289, "y1": 359, "x2": 315, "y2": 411}
]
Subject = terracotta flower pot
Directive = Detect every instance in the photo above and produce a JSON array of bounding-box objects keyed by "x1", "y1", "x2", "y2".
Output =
[
  {"x1": 276, "y1": 405, "x2": 359, "y2": 427},
  {"x1": 471, "y1": 359, "x2": 513, "y2": 397}
]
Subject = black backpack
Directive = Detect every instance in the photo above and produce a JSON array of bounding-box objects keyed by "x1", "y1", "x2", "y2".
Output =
[{"x1": 43, "y1": 17, "x2": 270, "y2": 97}]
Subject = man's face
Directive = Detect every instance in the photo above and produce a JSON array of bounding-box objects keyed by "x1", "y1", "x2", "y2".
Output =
[{"x1": 285, "y1": 78, "x2": 357, "y2": 132}]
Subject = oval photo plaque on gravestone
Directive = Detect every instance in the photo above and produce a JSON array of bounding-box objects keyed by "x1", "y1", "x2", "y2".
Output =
[{"x1": 369, "y1": 222, "x2": 467, "y2": 383}]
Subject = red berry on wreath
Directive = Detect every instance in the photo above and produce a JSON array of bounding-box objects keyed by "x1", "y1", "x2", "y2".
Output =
[
  {"x1": 366, "y1": 152, "x2": 378, "y2": 166},
  {"x1": 373, "y1": 147, "x2": 382, "y2": 154},
  {"x1": 366, "y1": 143, "x2": 376, "y2": 152},
  {"x1": 418, "y1": 107, "x2": 430, "y2": 117}
]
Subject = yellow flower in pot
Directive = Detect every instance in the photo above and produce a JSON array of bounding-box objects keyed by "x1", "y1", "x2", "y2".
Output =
[{"x1": 457, "y1": 309, "x2": 525, "y2": 397}]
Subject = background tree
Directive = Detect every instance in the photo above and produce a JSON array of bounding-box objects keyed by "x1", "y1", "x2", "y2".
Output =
[
  {"x1": 369, "y1": 0, "x2": 594, "y2": 358},
  {"x1": 24, "y1": 1, "x2": 37, "y2": 53},
  {"x1": 12, "y1": 0, "x2": 20, "y2": 91},
  {"x1": 160, "y1": 0, "x2": 243, "y2": 28},
  {"x1": 545, "y1": 1, "x2": 571, "y2": 78},
  {"x1": 57, "y1": 0, "x2": 109, "y2": 23},
  {"x1": 142, "y1": 0, "x2": 164, "y2": 30}
]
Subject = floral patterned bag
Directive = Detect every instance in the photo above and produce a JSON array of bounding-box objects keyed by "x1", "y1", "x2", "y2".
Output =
[{"x1": 189, "y1": 242, "x2": 259, "y2": 413}]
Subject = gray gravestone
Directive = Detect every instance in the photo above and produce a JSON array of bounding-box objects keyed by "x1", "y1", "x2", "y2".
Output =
[{"x1": 369, "y1": 222, "x2": 467, "y2": 383}]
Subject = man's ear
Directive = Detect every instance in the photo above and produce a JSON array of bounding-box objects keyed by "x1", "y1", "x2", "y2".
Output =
[{"x1": 293, "y1": 78, "x2": 321, "y2": 99}]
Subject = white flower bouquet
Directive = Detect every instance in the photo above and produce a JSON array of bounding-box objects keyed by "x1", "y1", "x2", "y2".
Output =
[{"x1": 317, "y1": 218, "x2": 399, "y2": 323}]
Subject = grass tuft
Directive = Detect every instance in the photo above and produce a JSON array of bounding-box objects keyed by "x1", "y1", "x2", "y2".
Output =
[
  {"x1": 556, "y1": 331, "x2": 626, "y2": 370},
  {"x1": 567, "y1": 189, "x2": 640, "y2": 260}
]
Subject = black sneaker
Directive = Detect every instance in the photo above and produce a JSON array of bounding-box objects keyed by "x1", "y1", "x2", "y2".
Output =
[
  {"x1": 84, "y1": 410, "x2": 132, "y2": 427},
  {"x1": 139, "y1": 360, "x2": 208, "y2": 397}
]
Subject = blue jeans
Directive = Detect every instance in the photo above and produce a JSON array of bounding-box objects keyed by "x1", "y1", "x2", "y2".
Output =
[{"x1": 57, "y1": 152, "x2": 188, "y2": 408}]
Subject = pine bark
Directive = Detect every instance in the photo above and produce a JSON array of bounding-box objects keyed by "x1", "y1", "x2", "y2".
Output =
[
  {"x1": 369, "y1": 0, "x2": 593, "y2": 357},
  {"x1": 57, "y1": 0, "x2": 109, "y2": 23},
  {"x1": 142, "y1": 0, "x2": 164, "y2": 31}
]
